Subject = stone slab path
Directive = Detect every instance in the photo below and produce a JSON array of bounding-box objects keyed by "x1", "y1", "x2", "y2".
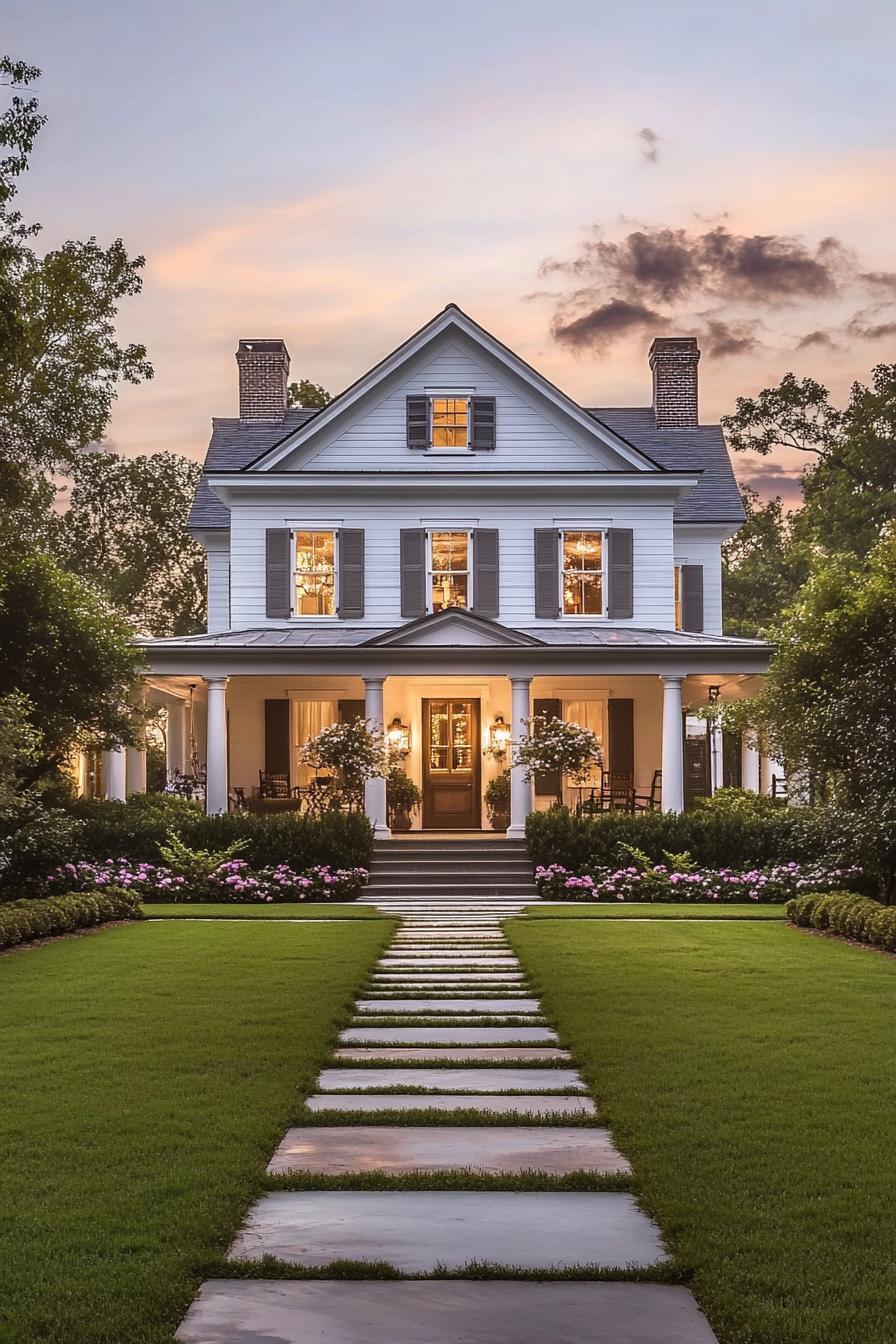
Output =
[
  {"x1": 176, "y1": 879, "x2": 720, "y2": 1343},
  {"x1": 177, "y1": 1280, "x2": 720, "y2": 1344}
]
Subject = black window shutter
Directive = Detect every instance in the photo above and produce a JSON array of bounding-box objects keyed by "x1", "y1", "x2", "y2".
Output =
[
  {"x1": 264, "y1": 699, "x2": 290, "y2": 776},
  {"x1": 337, "y1": 529, "x2": 365, "y2": 618},
  {"x1": 472, "y1": 529, "x2": 499, "y2": 618},
  {"x1": 534, "y1": 529, "x2": 560, "y2": 619},
  {"x1": 607, "y1": 699, "x2": 634, "y2": 776},
  {"x1": 338, "y1": 699, "x2": 366, "y2": 724},
  {"x1": 265, "y1": 528, "x2": 292, "y2": 619},
  {"x1": 406, "y1": 395, "x2": 429, "y2": 449},
  {"x1": 400, "y1": 528, "x2": 427, "y2": 617},
  {"x1": 533, "y1": 697, "x2": 562, "y2": 797},
  {"x1": 680, "y1": 564, "x2": 704, "y2": 632},
  {"x1": 607, "y1": 528, "x2": 634, "y2": 620},
  {"x1": 470, "y1": 396, "x2": 496, "y2": 450}
]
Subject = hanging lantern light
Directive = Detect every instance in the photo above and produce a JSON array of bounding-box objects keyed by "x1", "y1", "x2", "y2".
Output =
[
  {"x1": 488, "y1": 714, "x2": 513, "y2": 760},
  {"x1": 386, "y1": 715, "x2": 410, "y2": 758}
]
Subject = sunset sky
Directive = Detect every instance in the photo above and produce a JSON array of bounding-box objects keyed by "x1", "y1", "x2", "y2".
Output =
[{"x1": 7, "y1": 0, "x2": 896, "y2": 504}]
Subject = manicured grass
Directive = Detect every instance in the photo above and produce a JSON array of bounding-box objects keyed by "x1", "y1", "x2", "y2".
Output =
[
  {"x1": 142, "y1": 901, "x2": 382, "y2": 918},
  {"x1": 507, "y1": 918, "x2": 896, "y2": 1344},
  {"x1": 523, "y1": 902, "x2": 784, "y2": 919},
  {"x1": 0, "y1": 918, "x2": 390, "y2": 1344}
]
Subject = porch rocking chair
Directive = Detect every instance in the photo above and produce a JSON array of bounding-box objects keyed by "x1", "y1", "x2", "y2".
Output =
[
  {"x1": 634, "y1": 769, "x2": 662, "y2": 812},
  {"x1": 600, "y1": 771, "x2": 636, "y2": 813}
]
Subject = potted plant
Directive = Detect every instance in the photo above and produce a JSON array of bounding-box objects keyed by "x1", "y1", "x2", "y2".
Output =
[
  {"x1": 513, "y1": 714, "x2": 603, "y2": 805},
  {"x1": 300, "y1": 719, "x2": 388, "y2": 811},
  {"x1": 485, "y1": 771, "x2": 511, "y2": 832},
  {"x1": 386, "y1": 765, "x2": 422, "y2": 832}
]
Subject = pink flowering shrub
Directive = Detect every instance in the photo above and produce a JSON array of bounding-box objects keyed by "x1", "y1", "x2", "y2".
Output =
[
  {"x1": 535, "y1": 859, "x2": 863, "y2": 904},
  {"x1": 48, "y1": 859, "x2": 186, "y2": 898}
]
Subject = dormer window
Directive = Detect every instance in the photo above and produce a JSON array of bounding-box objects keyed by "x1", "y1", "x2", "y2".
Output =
[
  {"x1": 431, "y1": 397, "x2": 469, "y2": 449},
  {"x1": 406, "y1": 395, "x2": 496, "y2": 451}
]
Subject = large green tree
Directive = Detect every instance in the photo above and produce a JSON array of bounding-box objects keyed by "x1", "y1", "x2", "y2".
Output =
[
  {"x1": 56, "y1": 451, "x2": 206, "y2": 636},
  {"x1": 0, "y1": 58, "x2": 152, "y2": 510},
  {"x1": 722, "y1": 488, "x2": 808, "y2": 637},
  {"x1": 0, "y1": 542, "x2": 144, "y2": 783},
  {"x1": 287, "y1": 378, "x2": 330, "y2": 409},
  {"x1": 748, "y1": 533, "x2": 896, "y2": 900}
]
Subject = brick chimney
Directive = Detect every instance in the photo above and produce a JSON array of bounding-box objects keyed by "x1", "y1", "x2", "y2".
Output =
[
  {"x1": 235, "y1": 339, "x2": 290, "y2": 420},
  {"x1": 648, "y1": 337, "x2": 700, "y2": 429}
]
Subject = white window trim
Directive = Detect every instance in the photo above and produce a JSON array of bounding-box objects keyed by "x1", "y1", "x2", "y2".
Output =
[
  {"x1": 291, "y1": 527, "x2": 338, "y2": 621},
  {"x1": 426, "y1": 393, "x2": 474, "y2": 455},
  {"x1": 559, "y1": 528, "x2": 608, "y2": 620},
  {"x1": 427, "y1": 528, "x2": 473, "y2": 614}
]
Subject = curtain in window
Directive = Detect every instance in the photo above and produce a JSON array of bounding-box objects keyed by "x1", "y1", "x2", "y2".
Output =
[
  {"x1": 561, "y1": 699, "x2": 604, "y2": 806},
  {"x1": 294, "y1": 700, "x2": 337, "y2": 786}
]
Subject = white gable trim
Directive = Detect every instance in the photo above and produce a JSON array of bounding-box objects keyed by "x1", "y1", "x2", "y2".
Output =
[{"x1": 247, "y1": 305, "x2": 660, "y2": 474}]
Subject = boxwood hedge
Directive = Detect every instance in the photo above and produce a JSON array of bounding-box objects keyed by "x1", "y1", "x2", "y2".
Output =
[
  {"x1": 786, "y1": 890, "x2": 896, "y2": 952},
  {"x1": 0, "y1": 888, "x2": 143, "y2": 951}
]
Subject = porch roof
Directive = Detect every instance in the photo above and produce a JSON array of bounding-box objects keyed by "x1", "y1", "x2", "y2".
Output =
[{"x1": 138, "y1": 615, "x2": 772, "y2": 679}]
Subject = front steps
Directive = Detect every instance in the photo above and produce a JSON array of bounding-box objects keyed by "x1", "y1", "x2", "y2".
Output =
[{"x1": 361, "y1": 837, "x2": 538, "y2": 913}]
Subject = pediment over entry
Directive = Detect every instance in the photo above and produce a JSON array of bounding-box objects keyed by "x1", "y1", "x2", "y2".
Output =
[{"x1": 361, "y1": 610, "x2": 545, "y2": 649}]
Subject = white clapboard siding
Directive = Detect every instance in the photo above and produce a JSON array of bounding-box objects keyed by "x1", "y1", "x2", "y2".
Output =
[
  {"x1": 228, "y1": 490, "x2": 676, "y2": 630},
  {"x1": 276, "y1": 339, "x2": 635, "y2": 473}
]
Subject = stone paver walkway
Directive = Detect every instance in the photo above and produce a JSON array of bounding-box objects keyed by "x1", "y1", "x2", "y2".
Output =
[{"x1": 176, "y1": 880, "x2": 720, "y2": 1343}]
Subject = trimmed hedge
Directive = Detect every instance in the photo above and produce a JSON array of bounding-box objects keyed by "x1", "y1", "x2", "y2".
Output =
[
  {"x1": 0, "y1": 887, "x2": 143, "y2": 952},
  {"x1": 69, "y1": 799, "x2": 374, "y2": 872},
  {"x1": 526, "y1": 805, "x2": 813, "y2": 872},
  {"x1": 786, "y1": 890, "x2": 896, "y2": 953}
]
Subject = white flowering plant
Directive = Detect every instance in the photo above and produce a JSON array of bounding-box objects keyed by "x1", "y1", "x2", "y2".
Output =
[
  {"x1": 299, "y1": 719, "x2": 389, "y2": 782},
  {"x1": 513, "y1": 715, "x2": 603, "y2": 786}
]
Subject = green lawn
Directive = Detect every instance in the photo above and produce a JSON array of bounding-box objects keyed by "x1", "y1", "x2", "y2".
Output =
[
  {"x1": 507, "y1": 918, "x2": 896, "y2": 1344},
  {"x1": 143, "y1": 901, "x2": 382, "y2": 919},
  {"x1": 0, "y1": 918, "x2": 391, "y2": 1344},
  {"x1": 524, "y1": 902, "x2": 784, "y2": 919}
]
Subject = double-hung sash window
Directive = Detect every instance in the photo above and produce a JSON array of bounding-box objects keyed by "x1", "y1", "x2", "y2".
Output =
[
  {"x1": 294, "y1": 530, "x2": 336, "y2": 616},
  {"x1": 431, "y1": 396, "x2": 469, "y2": 449},
  {"x1": 561, "y1": 530, "x2": 604, "y2": 616},
  {"x1": 430, "y1": 531, "x2": 470, "y2": 611}
]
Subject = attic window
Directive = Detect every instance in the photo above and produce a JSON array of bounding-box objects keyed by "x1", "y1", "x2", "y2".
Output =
[{"x1": 431, "y1": 397, "x2": 468, "y2": 449}]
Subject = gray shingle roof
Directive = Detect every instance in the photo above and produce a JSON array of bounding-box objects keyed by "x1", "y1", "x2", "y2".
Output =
[{"x1": 188, "y1": 406, "x2": 744, "y2": 530}]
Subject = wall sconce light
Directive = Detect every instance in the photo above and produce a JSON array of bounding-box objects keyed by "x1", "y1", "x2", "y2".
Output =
[
  {"x1": 386, "y1": 716, "x2": 410, "y2": 758},
  {"x1": 708, "y1": 685, "x2": 721, "y2": 703},
  {"x1": 488, "y1": 714, "x2": 513, "y2": 760}
]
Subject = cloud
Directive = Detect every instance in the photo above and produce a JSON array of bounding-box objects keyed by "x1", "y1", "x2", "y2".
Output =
[
  {"x1": 638, "y1": 127, "x2": 660, "y2": 164},
  {"x1": 551, "y1": 299, "x2": 664, "y2": 351},
  {"x1": 796, "y1": 329, "x2": 839, "y2": 350},
  {"x1": 735, "y1": 457, "x2": 804, "y2": 504},
  {"x1": 700, "y1": 318, "x2": 761, "y2": 358},
  {"x1": 861, "y1": 270, "x2": 896, "y2": 294},
  {"x1": 847, "y1": 306, "x2": 896, "y2": 341},
  {"x1": 541, "y1": 223, "x2": 850, "y2": 307}
]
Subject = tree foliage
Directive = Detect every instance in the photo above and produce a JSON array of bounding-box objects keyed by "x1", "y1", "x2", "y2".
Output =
[
  {"x1": 748, "y1": 533, "x2": 896, "y2": 899},
  {"x1": 0, "y1": 541, "x2": 144, "y2": 782},
  {"x1": 56, "y1": 451, "x2": 206, "y2": 636},
  {"x1": 0, "y1": 58, "x2": 152, "y2": 509},
  {"x1": 722, "y1": 488, "x2": 808, "y2": 637},
  {"x1": 287, "y1": 378, "x2": 331, "y2": 409}
]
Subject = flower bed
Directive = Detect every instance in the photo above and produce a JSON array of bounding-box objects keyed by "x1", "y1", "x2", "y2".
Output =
[
  {"x1": 535, "y1": 859, "x2": 862, "y2": 904},
  {"x1": 48, "y1": 858, "x2": 368, "y2": 904},
  {"x1": 0, "y1": 887, "x2": 143, "y2": 951}
]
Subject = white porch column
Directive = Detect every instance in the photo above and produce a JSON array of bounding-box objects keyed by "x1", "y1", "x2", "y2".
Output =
[
  {"x1": 126, "y1": 745, "x2": 147, "y2": 795},
  {"x1": 507, "y1": 676, "x2": 532, "y2": 839},
  {"x1": 166, "y1": 701, "x2": 188, "y2": 779},
  {"x1": 205, "y1": 677, "x2": 229, "y2": 814},
  {"x1": 104, "y1": 747, "x2": 127, "y2": 802},
  {"x1": 660, "y1": 676, "x2": 685, "y2": 812},
  {"x1": 709, "y1": 721, "x2": 724, "y2": 794},
  {"x1": 363, "y1": 677, "x2": 391, "y2": 838},
  {"x1": 741, "y1": 737, "x2": 761, "y2": 793}
]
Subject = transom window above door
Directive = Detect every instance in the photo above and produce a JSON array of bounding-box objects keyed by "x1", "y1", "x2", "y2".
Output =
[
  {"x1": 294, "y1": 530, "x2": 335, "y2": 616},
  {"x1": 431, "y1": 397, "x2": 469, "y2": 449},
  {"x1": 430, "y1": 531, "x2": 470, "y2": 611},
  {"x1": 562, "y1": 530, "x2": 604, "y2": 616}
]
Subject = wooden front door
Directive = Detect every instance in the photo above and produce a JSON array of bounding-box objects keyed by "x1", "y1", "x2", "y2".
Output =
[{"x1": 422, "y1": 698, "x2": 481, "y2": 829}]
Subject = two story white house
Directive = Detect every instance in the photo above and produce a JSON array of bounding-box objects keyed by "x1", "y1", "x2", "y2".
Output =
[{"x1": 125, "y1": 305, "x2": 773, "y2": 834}]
